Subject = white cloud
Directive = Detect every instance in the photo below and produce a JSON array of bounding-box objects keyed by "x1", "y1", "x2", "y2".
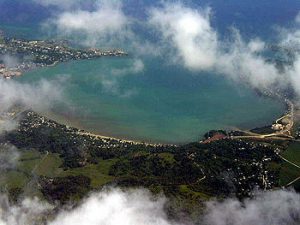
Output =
[
  {"x1": 0, "y1": 77, "x2": 66, "y2": 113},
  {"x1": 49, "y1": 189, "x2": 178, "y2": 225},
  {"x1": 0, "y1": 77, "x2": 68, "y2": 134},
  {"x1": 0, "y1": 188, "x2": 298, "y2": 225},
  {"x1": 0, "y1": 195, "x2": 52, "y2": 225},
  {"x1": 0, "y1": 55, "x2": 20, "y2": 68},
  {"x1": 288, "y1": 57, "x2": 300, "y2": 97},
  {"x1": 0, "y1": 144, "x2": 19, "y2": 170},
  {"x1": 148, "y1": 3, "x2": 300, "y2": 96},
  {"x1": 247, "y1": 39, "x2": 266, "y2": 53},
  {"x1": 278, "y1": 14, "x2": 300, "y2": 48},
  {"x1": 0, "y1": 189, "x2": 176, "y2": 225},
  {"x1": 46, "y1": 0, "x2": 131, "y2": 47},
  {"x1": 149, "y1": 3, "x2": 218, "y2": 71},
  {"x1": 203, "y1": 190, "x2": 300, "y2": 225},
  {"x1": 0, "y1": 119, "x2": 18, "y2": 134},
  {"x1": 216, "y1": 32, "x2": 284, "y2": 90},
  {"x1": 40, "y1": 1, "x2": 300, "y2": 98}
]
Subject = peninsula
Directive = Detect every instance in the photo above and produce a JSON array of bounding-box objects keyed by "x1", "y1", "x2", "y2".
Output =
[
  {"x1": 0, "y1": 34, "x2": 127, "y2": 79},
  {"x1": 0, "y1": 35, "x2": 299, "y2": 223}
]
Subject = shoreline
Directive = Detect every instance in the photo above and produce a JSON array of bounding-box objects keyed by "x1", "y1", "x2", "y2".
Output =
[
  {"x1": 37, "y1": 90, "x2": 292, "y2": 146},
  {"x1": 40, "y1": 99, "x2": 291, "y2": 147},
  {"x1": 1, "y1": 36, "x2": 292, "y2": 145},
  {"x1": 38, "y1": 110, "x2": 173, "y2": 147},
  {"x1": 12, "y1": 81, "x2": 291, "y2": 146},
  {"x1": 0, "y1": 35, "x2": 127, "y2": 79}
]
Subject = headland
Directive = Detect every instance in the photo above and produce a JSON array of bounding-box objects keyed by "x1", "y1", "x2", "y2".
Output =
[{"x1": 0, "y1": 34, "x2": 127, "y2": 79}]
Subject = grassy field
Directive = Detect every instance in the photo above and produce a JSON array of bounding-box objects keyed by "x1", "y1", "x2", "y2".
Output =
[
  {"x1": 5, "y1": 144, "x2": 300, "y2": 191},
  {"x1": 279, "y1": 142, "x2": 300, "y2": 187},
  {"x1": 282, "y1": 142, "x2": 300, "y2": 165},
  {"x1": 61, "y1": 159, "x2": 118, "y2": 188},
  {"x1": 19, "y1": 150, "x2": 63, "y2": 177},
  {"x1": 3, "y1": 140, "x2": 299, "y2": 202},
  {"x1": 0, "y1": 170, "x2": 29, "y2": 190},
  {"x1": 279, "y1": 162, "x2": 300, "y2": 186},
  {"x1": 1, "y1": 149, "x2": 118, "y2": 193}
]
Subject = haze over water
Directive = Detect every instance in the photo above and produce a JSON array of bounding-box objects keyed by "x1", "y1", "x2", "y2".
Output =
[{"x1": 2, "y1": 0, "x2": 299, "y2": 144}]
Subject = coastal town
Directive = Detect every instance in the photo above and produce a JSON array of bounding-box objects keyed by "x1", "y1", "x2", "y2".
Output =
[
  {"x1": 0, "y1": 33, "x2": 127, "y2": 79},
  {"x1": 0, "y1": 30, "x2": 298, "y2": 211},
  {"x1": 0, "y1": 108, "x2": 283, "y2": 199}
]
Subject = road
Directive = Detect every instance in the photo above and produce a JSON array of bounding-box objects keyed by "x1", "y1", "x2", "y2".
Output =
[
  {"x1": 280, "y1": 155, "x2": 300, "y2": 187},
  {"x1": 230, "y1": 98, "x2": 300, "y2": 188},
  {"x1": 280, "y1": 155, "x2": 300, "y2": 169},
  {"x1": 286, "y1": 176, "x2": 300, "y2": 187},
  {"x1": 231, "y1": 98, "x2": 295, "y2": 142}
]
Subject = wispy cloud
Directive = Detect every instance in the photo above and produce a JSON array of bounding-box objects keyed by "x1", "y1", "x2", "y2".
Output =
[
  {"x1": 100, "y1": 59, "x2": 144, "y2": 97},
  {"x1": 203, "y1": 190, "x2": 300, "y2": 225},
  {"x1": 149, "y1": 3, "x2": 218, "y2": 71},
  {"x1": 49, "y1": 189, "x2": 300, "y2": 225},
  {"x1": 48, "y1": 188, "x2": 177, "y2": 225},
  {"x1": 0, "y1": 144, "x2": 20, "y2": 171},
  {"x1": 37, "y1": 1, "x2": 300, "y2": 99},
  {"x1": 0, "y1": 188, "x2": 299, "y2": 225},
  {"x1": 0, "y1": 77, "x2": 68, "y2": 134},
  {"x1": 111, "y1": 58, "x2": 144, "y2": 76},
  {"x1": 44, "y1": 0, "x2": 132, "y2": 47},
  {"x1": 0, "y1": 55, "x2": 20, "y2": 68},
  {"x1": 148, "y1": 2, "x2": 300, "y2": 97},
  {"x1": 279, "y1": 12, "x2": 300, "y2": 48},
  {"x1": 0, "y1": 195, "x2": 52, "y2": 225},
  {"x1": 0, "y1": 77, "x2": 66, "y2": 113}
]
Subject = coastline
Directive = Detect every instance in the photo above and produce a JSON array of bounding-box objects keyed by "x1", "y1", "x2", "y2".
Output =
[
  {"x1": 38, "y1": 96, "x2": 293, "y2": 147},
  {"x1": 1, "y1": 35, "x2": 290, "y2": 145},
  {"x1": 39, "y1": 110, "x2": 172, "y2": 147},
  {"x1": 0, "y1": 35, "x2": 127, "y2": 79},
  {"x1": 14, "y1": 74, "x2": 290, "y2": 146}
]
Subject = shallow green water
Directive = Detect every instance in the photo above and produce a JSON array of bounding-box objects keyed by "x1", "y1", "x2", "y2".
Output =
[{"x1": 18, "y1": 57, "x2": 285, "y2": 144}]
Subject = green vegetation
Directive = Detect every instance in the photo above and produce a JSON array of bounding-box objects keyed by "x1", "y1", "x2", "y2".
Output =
[
  {"x1": 0, "y1": 150, "x2": 118, "y2": 192},
  {"x1": 61, "y1": 159, "x2": 117, "y2": 188},
  {"x1": 282, "y1": 142, "x2": 300, "y2": 165},
  {"x1": 1, "y1": 111, "x2": 300, "y2": 219},
  {"x1": 279, "y1": 162, "x2": 300, "y2": 186},
  {"x1": 0, "y1": 170, "x2": 28, "y2": 190},
  {"x1": 19, "y1": 150, "x2": 63, "y2": 176},
  {"x1": 1, "y1": 136, "x2": 284, "y2": 206},
  {"x1": 279, "y1": 142, "x2": 300, "y2": 186},
  {"x1": 41, "y1": 175, "x2": 91, "y2": 203}
]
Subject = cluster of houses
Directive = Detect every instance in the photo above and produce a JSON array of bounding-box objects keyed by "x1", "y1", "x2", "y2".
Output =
[{"x1": 0, "y1": 63, "x2": 22, "y2": 79}]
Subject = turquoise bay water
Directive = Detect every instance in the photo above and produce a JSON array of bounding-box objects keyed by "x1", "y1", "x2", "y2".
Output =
[
  {"x1": 2, "y1": 0, "x2": 296, "y2": 144},
  {"x1": 18, "y1": 57, "x2": 285, "y2": 144}
]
